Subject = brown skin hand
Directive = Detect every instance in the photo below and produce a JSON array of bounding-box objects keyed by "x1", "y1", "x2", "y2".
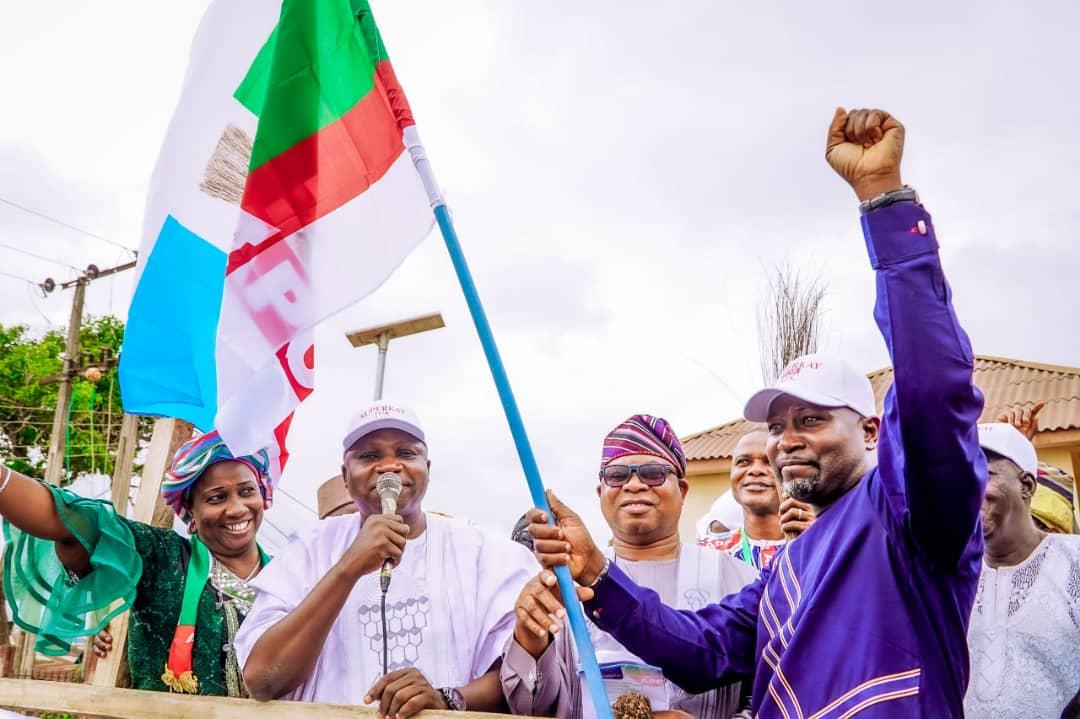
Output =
[
  {"x1": 765, "y1": 396, "x2": 879, "y2": 515},
  {"x1": 981, "y1": 454, "x2": 1044, "y2": 568},
  {"x1": 997, "y1": 401, "x2": 1046, "y2": 443},
  {"x1": 826, "y1": 107, "x2": 905, "y2": 202},
  {"x1": 528, "y1": 491, "x2": 607, "y2": 586},
  {"x1": 364, "y1": 664, "x2": 509, "y2": 718}
]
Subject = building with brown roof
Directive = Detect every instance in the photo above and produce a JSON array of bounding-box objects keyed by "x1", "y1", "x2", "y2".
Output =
[{"x1": 678, "y1": 355, "x2": 1080, "y2": 541}]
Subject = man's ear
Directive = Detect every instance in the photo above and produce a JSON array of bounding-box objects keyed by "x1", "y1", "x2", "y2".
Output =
[
  {"x1": 341, "y1": 463, "x2": 348, "y2": 483},
  {"x1": 862, "y1": 416, "x2": 881, "y2": 450},
  {"x1": 1019, "y1": 472, "x2": 1038, "y2": 502},
  {"x1": 596, "y1": 483, "x2": 602, "y2": 499},
  {"x1": 678, "y1": 478, "x2": 690, "y2": 499}
]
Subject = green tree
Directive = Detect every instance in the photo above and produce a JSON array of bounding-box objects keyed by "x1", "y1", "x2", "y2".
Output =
[{"x1": 0, "y1": 316, "x2": 150, "y2": 482}]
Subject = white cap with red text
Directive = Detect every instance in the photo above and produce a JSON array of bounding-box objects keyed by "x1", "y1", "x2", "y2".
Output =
[
  {"x1": 977, "y1": 422, "x2": 1038, "y2": 477},
  {"x1": 342, "y1": 400, "x2": 426, "y2": 450},
  {"x1": 743, "y1": 354, "x2": 876, "y2": 422}
]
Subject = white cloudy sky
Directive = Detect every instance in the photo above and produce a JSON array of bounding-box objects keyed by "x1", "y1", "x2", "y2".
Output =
[{"x1": 1, "y1": 1, "x2": 1078, "y2": 549}]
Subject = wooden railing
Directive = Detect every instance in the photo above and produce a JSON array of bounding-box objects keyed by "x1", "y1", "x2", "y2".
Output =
[{"x1": 0, "y1": 678, "x2": 526, "y2": 719}]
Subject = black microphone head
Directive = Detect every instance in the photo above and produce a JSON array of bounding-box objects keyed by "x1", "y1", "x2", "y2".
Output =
[{"x1": 376, "y1": 472, "x2": 402, "y2": 514}]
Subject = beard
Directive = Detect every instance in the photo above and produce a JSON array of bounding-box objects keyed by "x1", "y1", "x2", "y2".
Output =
[{"x1": 782, "y1": 475, "x2": 820, "y2": 502}]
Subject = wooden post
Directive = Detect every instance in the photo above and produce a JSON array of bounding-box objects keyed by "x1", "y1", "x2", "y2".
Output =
[
  {"x1": 110, "y1": 414, "x2": 141, "y2": 512},
  {"x1": 87, "y1": 418, "x2": 192, "y2": 689},
  {"x1": 0, "y1": 679, "x2": 530, "y2": 718}
]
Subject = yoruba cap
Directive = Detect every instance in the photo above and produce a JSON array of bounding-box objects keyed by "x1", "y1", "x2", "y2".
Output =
[
  {"x1": 601, "y1": 414, "x2": 686, "y2": 478},
  {"x1": 343, "y1": 400, "x2": 425, "y2": 451},
  {"x1": 978, "y1": 422, "x2": 1038, "y2": 478},
  {"x1": 744, "y1": 354, "x2": 876, "y2": 422}
]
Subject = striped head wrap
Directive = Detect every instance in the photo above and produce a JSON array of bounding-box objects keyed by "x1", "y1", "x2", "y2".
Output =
[
  {"x1": 1032, "y1": 462, "x2": 1077, "y2": 534},
  {"x1": 162, "y1": 430, "x2": 272, "y2": 522},
  {"x1": 601, "y1": 414, "x2": 687, "y2": 478}
]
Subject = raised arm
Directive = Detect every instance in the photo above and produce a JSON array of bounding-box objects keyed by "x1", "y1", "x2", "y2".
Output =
[
  {"x1": 826, "y1": 108, "x2": 985, "y2": 567},
  {"x1": 0, "y1": 465, "x2": 88, "y2": 574}
]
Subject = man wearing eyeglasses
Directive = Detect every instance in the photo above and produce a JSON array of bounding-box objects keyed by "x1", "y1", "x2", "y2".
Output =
[
  {"x1": 519, "y1": 108, "x2": 988, "y2": 718},
  {"x1": 501, "y1": 414, "x2": 757, "y2": 718}
]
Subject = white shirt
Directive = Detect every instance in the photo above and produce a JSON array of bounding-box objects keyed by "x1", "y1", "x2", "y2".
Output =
[
  {"x1": 965, "y1": 533, "x2": 1080, "y2": 719},
  {"x1": 235, "y1": 512, "x2": 536, "y2": 705}
]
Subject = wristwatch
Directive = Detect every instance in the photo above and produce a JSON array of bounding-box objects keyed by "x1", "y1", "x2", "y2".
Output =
[
  {"x1": 438, "y1": 687, "x2": 466, "y2": 711},
  {"x1": 858, "y1": 186, "x2": 919, "y2": 215}
]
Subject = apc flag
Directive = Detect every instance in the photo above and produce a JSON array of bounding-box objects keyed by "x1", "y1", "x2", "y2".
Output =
[{"x1": 120, "y1": 0, "x2": 434, "y2": 471}]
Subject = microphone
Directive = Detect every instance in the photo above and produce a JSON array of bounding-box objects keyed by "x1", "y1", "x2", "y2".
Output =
[{"x1": 376, "y1": 472, "x2": 402, "y2": 593}]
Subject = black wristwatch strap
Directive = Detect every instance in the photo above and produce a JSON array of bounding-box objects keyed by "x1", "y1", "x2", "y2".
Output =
[{"x1": 858, "y1": 186, "x2": 919, "y2": 215}]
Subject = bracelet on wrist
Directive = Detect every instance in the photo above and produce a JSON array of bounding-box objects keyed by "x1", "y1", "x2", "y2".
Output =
[
  {"x1": 587, "y1": 558, "x2": 611, "y2": 589},
  {"x1": 858, "y1": 185, "x2": 919, "y2": 215}
]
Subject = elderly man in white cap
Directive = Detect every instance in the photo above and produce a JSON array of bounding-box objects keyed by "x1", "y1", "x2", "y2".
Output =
[
  {"x1": 964, "y1": 423, "x2": 1080, "y2": 719},
  {"x1": 525, "y1": 107, "x2": 987, "y2": 718},
  {"x1": 236, "y1": 401, "x2": 536, "y2": 717}
]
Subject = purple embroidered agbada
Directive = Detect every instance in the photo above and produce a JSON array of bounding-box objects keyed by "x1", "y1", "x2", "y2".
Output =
[{"x1": 584, "y1": 202, "x2": 987, "y2": 719}]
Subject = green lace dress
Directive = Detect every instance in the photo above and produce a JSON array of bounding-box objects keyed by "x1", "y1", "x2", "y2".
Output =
[{"x1": 2, "y1": 484, "x2": 264, "y2": 696}]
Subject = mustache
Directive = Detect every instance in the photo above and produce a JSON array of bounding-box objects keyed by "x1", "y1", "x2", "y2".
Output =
[{"x1": 775, "y1": 457, "x2": 820, "y2": 470}]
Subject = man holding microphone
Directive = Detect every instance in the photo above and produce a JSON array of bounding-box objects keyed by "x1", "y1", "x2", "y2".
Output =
[{"x1": 237, "y1": 401, "x2": 535, "y2": 717}]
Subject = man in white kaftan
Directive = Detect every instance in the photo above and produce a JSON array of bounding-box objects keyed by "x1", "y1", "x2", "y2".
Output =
[
  {"x1": 237, "y1": 510, "x2": 534, "y2": 704},
  {"x1": 964, "y1": 423, "x2": 1080, "y2": 719},
  {"x1": 237, "y1": 401, "x2": 535, "y2": 715}
]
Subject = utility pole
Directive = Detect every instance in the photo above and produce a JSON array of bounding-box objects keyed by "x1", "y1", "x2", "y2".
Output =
[
  {"x1": 39, "y1": 261, "x2": 135, "y2": 486},
  {"x1": 43, "y1": 278, "x2": 86, "y2": 486}
]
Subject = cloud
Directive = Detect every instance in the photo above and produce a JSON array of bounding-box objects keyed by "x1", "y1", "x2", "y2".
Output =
[{"x1": 1, "y1": 0, "x2": 1077, "y2": 541}]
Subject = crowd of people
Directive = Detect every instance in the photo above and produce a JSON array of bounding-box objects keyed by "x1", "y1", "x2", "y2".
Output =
[{"x1": 2, "y1": 107, "x2": 1079, "y2": 719}]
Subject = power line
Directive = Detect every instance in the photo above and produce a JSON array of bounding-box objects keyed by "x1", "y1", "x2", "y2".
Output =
[
  {"x1": 0, "y1": 269, "x2": 36, "y2": 285},
  {"x1": 0, "y1": 195, "x2": 136, "y2": 256},
  {"x1": 0, "y1": 240, "x2": 80, "y2": 272},
  {"x1": 26, "y1": 283, "x2": 55, "y2": 326}
]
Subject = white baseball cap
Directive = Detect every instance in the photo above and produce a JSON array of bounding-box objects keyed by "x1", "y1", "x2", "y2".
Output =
[
  {"x1": 744, "y1": 354, "x2": 877, "y2": 422},
  {"x1": 978, "y1": 422, "x2": 1037, "y2": 477},
  {"x1": 342, "y1": 400, "x2": 426, "y2": 451}
]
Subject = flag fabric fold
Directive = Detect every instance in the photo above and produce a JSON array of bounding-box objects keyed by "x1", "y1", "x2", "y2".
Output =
[{"x1": 121, "y1": 0, "x2": 433, "y2": 467}]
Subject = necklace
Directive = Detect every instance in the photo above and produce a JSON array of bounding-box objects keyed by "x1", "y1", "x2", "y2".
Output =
[{"x1": 209, "y1": 558, "x2": 259, "y2": 614}]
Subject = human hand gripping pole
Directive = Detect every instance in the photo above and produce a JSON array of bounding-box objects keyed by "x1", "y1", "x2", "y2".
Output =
[
  {"x1": 376, "y1": 472, "x2": 403, "y2": 593},
  {"x1": 403, "y1": 128, "x2": 613, "y2": 718}
]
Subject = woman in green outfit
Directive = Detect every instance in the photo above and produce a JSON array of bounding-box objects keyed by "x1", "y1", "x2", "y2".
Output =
[{"x1": 1, "y1": 430, "x2": 273, "y2": 696}]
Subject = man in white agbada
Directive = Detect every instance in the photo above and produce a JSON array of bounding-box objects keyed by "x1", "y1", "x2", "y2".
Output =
[
  {"x1": 237, "y1": 401, "x2": 536, "y2": 717},
  {"x1": 964, "y1": 423, "x2": 1080, "y2": 719},
  {"x1": 502, "y1": 414, "x2": 758, "y2": 718}
]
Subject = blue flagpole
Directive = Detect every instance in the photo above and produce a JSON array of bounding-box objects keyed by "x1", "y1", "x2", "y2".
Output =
[{"x1": 430, "y1": 201, "x2": 613, "y2": 719}]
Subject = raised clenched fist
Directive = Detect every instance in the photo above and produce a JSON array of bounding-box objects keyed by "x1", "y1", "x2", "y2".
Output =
[{"x1": 826, "y1": 107, "x2": 905, "y2": 202}]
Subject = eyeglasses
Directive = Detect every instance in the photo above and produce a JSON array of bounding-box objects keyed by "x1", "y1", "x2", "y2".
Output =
[{"x1": 599, "y1": 463, "x2": 678, "y2": 487}]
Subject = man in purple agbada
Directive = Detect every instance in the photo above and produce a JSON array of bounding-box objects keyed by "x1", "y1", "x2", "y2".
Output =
[{"x1": 522, "y1": 107, "x2": 986, "y2": 718}]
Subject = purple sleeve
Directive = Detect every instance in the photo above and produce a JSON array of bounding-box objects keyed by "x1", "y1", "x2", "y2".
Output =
[
  {"x1": 501, "y1": 630, "x2": 579, "y2": 718},
  {"x1": 861, "y1": 202, "x2": 986, "y2": 568},
  {"x1": 584, "y1": 562, "x2": 763, "y2": 694}
]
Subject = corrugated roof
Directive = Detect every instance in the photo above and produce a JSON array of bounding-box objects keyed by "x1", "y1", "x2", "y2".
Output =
[{"x1": 682, "y1": 355, "x2": 1080, "y2": 461}]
